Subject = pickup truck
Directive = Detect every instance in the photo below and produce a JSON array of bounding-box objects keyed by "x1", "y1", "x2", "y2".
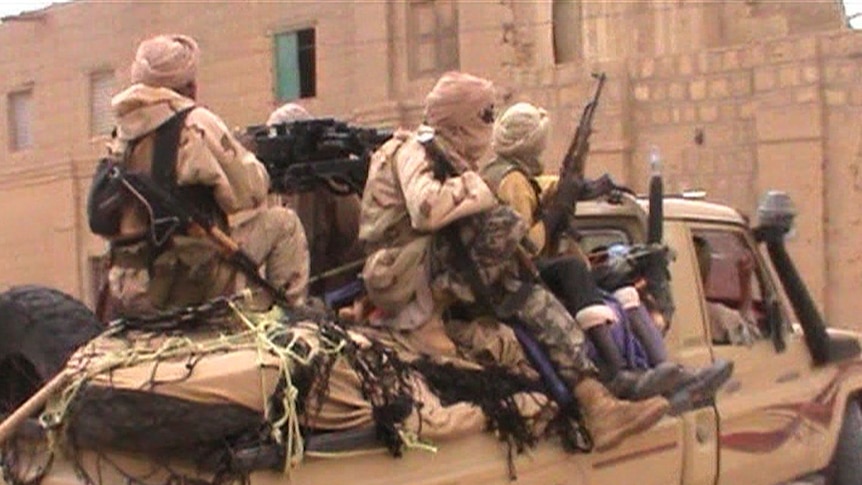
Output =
[{"x1": 2, "y1": 189, "x2": 862, "y2": 485}]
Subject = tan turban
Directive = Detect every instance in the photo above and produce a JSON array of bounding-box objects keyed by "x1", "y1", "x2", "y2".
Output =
[
  {"x1": 492, "y1": 102, "x2": 550, "y2": 176},
  {"x1": 267, "y1": 103, "x2": 312, "y2": 125},
  {"x1": 423, "y1": 71, "x2": 495, "y2": 163},
  {"x1": 131, "y1": 34, "x2": 200, "y2": 90},
  {"x1": 424, "y1": 71, "x2": 494, "y2": 129}
]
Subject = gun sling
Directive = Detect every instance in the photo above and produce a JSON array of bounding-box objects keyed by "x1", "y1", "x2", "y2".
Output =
[{"x1": 111, "y1": 108, "x2": 290, "y2": 307}]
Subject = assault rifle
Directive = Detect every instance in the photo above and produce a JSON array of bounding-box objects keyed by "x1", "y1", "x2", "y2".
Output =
[
  {"x1": 246, "y1": 118, "x2": 393, "y2": 196},
  {"x1": 551, "y1": 72, "x2": 632, "y2": 248},
  {"x1": 559, "y1": 72, "x2": 606, "y2": 182},
  {"x1": 105, "y1": 164, "x2": 291, "y2": 308}
]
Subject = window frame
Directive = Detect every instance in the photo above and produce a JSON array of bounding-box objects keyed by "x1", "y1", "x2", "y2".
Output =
[
  {"x1": 89, "y1": 69, "x2": 117, "y2": 138},
  {"x1": 407, "y1": 0, "x2": 460, "y2": 79},
  {"x1": 689, "y1": 222, "x2": 792, "y2": 346},
  {"x1": 552, "y1": 0, "x2": 583, "y2": 65},
  {"x1": 575, "y1": 227, "x2": 632, "y2": 256},
  {"x1": 273, "y1": 26, "x2": 317, "y2": 102},
  {"x1": 7, "y1": 87, "x2": 34, "y2": 152}
]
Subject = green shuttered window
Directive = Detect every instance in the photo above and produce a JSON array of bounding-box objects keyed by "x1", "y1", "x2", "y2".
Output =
[{"x1": 274, "y1": 28, "x2": 316, "y2": 101}]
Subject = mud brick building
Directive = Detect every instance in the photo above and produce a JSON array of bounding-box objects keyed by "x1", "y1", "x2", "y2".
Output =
[{"x1": 2, "y1": 0, "x2": 862, "y2": 329}]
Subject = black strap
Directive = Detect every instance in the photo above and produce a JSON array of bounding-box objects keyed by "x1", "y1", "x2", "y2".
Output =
[
  {"x1": 141, "y1": 107, "x2": 195, "y2": 268},
  {"x1": 151, "y1": 107, "x2": 195, "y2": 193}
]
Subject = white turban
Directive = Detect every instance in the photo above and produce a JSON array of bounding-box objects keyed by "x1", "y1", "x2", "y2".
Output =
[
  {"x1": 131, "y1": 34, "x2": 200, "y2": 90},
  {"x1": 267, "y1": 103, "x2": 312, "y2": 125},
  {"x1": 492, "y1": 102, "x2": 550, "y2": 176}
]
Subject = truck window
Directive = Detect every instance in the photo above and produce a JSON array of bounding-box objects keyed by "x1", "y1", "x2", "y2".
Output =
[
  {"x1": 574, "y1": 228, "x2": 630, "y2": 255},
  {"x1": 691, "y1": 229, "x2": 767, "y2": 346}
]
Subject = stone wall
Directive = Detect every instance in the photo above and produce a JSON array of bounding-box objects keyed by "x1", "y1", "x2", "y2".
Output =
[{"x1": 498, "y1": 30, "x2": 862, "y2": 328}]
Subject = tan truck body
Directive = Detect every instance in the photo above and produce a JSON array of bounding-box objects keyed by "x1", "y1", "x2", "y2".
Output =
[{"x1": 22, "y1": 194, "x2": 862, "y2": 485}]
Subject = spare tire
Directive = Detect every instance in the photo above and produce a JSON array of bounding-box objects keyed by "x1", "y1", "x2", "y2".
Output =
[{"x1": 0, "y1": 285, "x2": 103, "y2": 413}]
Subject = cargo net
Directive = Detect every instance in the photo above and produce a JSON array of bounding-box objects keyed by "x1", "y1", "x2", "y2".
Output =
[{"x1": 2, "y1": 296, "x2": 579, "y2": 485}]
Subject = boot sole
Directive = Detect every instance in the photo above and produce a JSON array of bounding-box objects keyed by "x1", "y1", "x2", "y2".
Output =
[
  {"x1": 593, "y1": 398, "x2": 670, "y2": 452},
  {"x1": 667, "y1": 360, "x2": 735, "y2": 416}
]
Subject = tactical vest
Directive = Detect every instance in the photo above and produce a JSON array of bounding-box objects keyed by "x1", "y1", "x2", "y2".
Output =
[
  {"x1": 105, "y1": 109, "x2": 236, "y2": 317},
  {"x1": 481, "y1": 157, "x2": 543, "y2": 219},
  {"x1": 143, "y1": 108, "x2": 227, "y2": 236}
]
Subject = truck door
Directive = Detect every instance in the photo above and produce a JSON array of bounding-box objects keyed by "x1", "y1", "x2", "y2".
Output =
[
  {"x1": 664, "y1": 221, "x2": 720, "y2": 485},
  {"x1": 689, "y1": 223, "x2": 829, "y2": 485},
  {"x1": 576, "y1": 221, "x2": 688, "y2": 485}
]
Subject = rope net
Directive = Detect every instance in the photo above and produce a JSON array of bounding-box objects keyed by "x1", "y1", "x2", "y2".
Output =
[{"x1": 2, "y1": 296, "x2": 581, "y2": 485}]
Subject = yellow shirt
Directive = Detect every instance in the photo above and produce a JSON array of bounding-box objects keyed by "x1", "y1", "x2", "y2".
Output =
[{"x1": 497, "y1": 170, "x2": 548, "y2": 255}]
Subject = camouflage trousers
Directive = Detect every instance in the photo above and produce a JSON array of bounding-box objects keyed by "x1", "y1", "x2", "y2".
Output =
[
  {"x1": 107, "y1": 206, "x2": 309, "y2": 318},
  {"x1": 430, "y1": 206, "x2": 527, "y2": 301},
  {"x1": 107, "y1": 236, "x2": 236, "y2": 319},
  {"x1": 430, "y1": 206, "x2": 597, "y2": 388}
]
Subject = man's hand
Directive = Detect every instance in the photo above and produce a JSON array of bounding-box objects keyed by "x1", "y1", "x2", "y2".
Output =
[
  {"x1": 552, "y1": 175, "x2": 582, "y2": 210},
  {"x1": 578, "y1": 174, "x2": 632, "y2": 201},
  {"x1": 736, "y1": 253, "x2": 754, "y2": 278},
  {"x1": 541, "y1": 176, "x2": 582, "y2": 239},
  {"x1": 736, "y1": 253, "x2": 755, "y2": 300}
]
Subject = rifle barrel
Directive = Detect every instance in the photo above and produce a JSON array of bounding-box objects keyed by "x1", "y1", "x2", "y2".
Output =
[{"x1": 560, "y1": 72, "x2": 607, "y2": 179}]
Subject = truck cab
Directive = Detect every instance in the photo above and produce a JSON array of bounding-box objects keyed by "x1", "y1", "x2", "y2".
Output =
[{"x1": 571, "y1": 192, "x2": 862, "y2": 485}]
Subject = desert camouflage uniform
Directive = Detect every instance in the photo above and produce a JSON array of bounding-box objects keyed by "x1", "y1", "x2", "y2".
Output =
[
  {"x1": 262, "y1": 102, "x2": 363, "y2": 296},
  {"x1": 359, "y1": 127, "x2": 596, "y2": 386},
  {"x1": 359, "y1": 128, "x2": 496, "y2": 330},
  {"x1": 230, "y1": 203, "x2": 309, "y2": 308},
  {"x1": 105, "y1": 84, "x2": 271, "y2": 315}
]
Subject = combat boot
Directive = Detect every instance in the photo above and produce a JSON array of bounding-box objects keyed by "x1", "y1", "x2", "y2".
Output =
[
  {"x1": 586, "y1": 322, "x2": 687, "y2": 401},
  {"x1": 608, "y1": 362, "x2": 688, "y2": 401},
  {"x1": 574, "y1": 377, "x2": 670, "y2": 452},
  {"x1": 666, "y1": 359, "x2": 734, "y2": 415}
]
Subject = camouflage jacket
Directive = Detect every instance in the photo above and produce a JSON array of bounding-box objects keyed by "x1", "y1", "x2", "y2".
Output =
[
  {"x1": 359, "y1": 126, "x2": 496, "y2": 329},
  {"x1": 108, "y1": 84, "x2": 270, "y2": 241}
]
